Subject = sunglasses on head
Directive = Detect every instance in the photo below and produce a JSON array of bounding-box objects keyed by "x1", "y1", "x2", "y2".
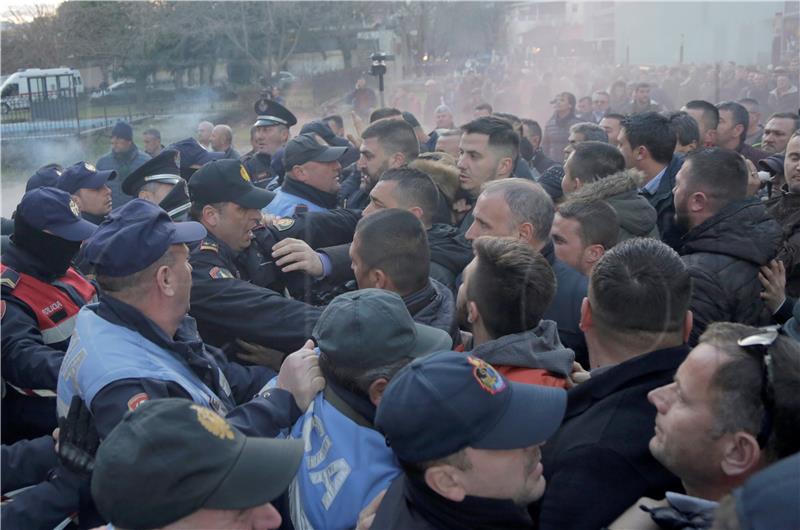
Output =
[{"x1": 736, "y1": 326, "x2": 779, "y2": 448}]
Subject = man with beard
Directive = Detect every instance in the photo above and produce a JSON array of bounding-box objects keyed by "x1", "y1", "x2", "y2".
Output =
[
  {"x1": 760, "y1": 113, "x2": 800, "y2": 155},
  {"x1": 343, "y1": 119, "x2": 419, "y2": 210},
  {"x1": 715, "y1": 101, "x2": 769, "y2": 166},
  {"x1": 1, "y1": 188, "x2": 97, "y2": 442},
  {"x1": 96, "y1": 121, "x2": 150, "y2": 209},
  {"x1": 674, "y1": 148, "x2": 782, "y2": 345}
]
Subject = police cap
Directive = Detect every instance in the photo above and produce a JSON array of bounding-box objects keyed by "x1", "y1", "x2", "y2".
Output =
[
  {"x1": 122, "y1": 149, "x2": 182, "y2": 196},
  {"x1": 16, "y1": 187, "x2": 97, "y2": 242},
  {"x1": 284, "y1": 133, "x2": 347, "y2": 169},
  {"x1": 189, "y1": 159, "x2": 275, "y2": 209},
  {"x1": 57, "y1": 162, "x2": 116, "y2": 194},
  {"x1": 26, "y1": 164, "x2": 63, "y2": 192},
  {"x1": 253, "y1": 98, "x2": 297, "y2": 128}
]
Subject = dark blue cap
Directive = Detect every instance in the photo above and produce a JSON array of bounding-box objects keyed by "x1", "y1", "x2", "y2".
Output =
[
  {"x1": 733, "y1": 452, "x2": 800, "y2": 529},
  {"x1": 26, "y1": 164, "x2": 63, "y2": 192},
  {"x1": 376, "y1": 351, "x2": 567, "y2": 463},
  {"x1": 83, "y1": 199, "x2": 206, "y2": 277},
  {"x1": 300, "y1": 120, "x2": 336, "y2": 143},
  {"x1": 284, "y1": 134, "x2": 347, "y2": 169},
  {"x1": 57, "y1": 162, "x2": 116, "y2": 194},
  {"x1": 122, "y1": 149, "x2": 181, "y2": 196},
  {"x1": 111, "y1": 121, "x2": 133, "y2": 141},
  {"x1": 168, "y1": 138, "x2": 224, "y2": 169},
  {"x1": 16, "y1": 187, "x2": 97, "y2": 241}
]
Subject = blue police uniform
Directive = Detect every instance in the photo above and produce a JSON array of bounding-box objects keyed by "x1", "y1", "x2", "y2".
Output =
[{"x1": 264, "y1": 183, "x2": 338, "y2": 217}]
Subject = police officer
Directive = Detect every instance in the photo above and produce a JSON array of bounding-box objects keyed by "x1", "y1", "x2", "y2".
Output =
[
  {"x1": 263, "y1": 133, "x2": 347, "y2": 217},
  {"x1": 187, "y1": 159, "x2": 325, "y2": 356},
  {"x1": 122, "y1": 149, "x2": 191, "y2": 221},
  {"x1": 1, "y1": 187, "x2": 98, "y2": 442},
  {"x1": 56, "y1": 161, "x2": 117, "y2": 224},
  {"x1": 56, "y1": 199, "x2": 324, "y2": 438},
  {"x1": 167, "y1": 137, "x2": 224, "y2": 181},
  {"x1": 241, "y1": 98, "x2": 297, "y2": 188}
]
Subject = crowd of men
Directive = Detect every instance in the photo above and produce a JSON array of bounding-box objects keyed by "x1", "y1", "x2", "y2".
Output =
[{"x1": 1, "y1": 63, "x2": 799, "y2": 530}]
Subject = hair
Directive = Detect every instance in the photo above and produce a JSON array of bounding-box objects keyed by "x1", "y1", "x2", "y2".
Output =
[
  {"x1": 475, "y1": 102, "x2": 493, "y2": 113},
  {"x1": 570, "y1": 122, "x2": 608, "y2": 143},
  {"x1": 320, "y1": 354, "x2": 412, "y2": 400},
  {"x1": 559, "y1": 91, "x2": 577, "y2": 110},
  {"x1": 634, "y1": 82, "x2": 650, "y2": 90},
  {"x1": 592, "y1": 90, "x2": 610, "y2": 99},
  {"x1": 558, "y1": 199, "x2": 619, "y2": 250},
  {"x1": 685, "y1": 100, "x2": 720, "y2": 130},
  {"x1": 521, "y1": 119, "x2": 542, "y2": 139},
  {"x1": 361, "y1": 119, "x2": 420, "y2": 162},
  {"x1": 766, "y1": 112, "x2": 800, "y2": 131},
  {"x1": 378, "y1": 167, "x2": 441, "y2": 226},
  {"x1": 369, "y1": 107, "x2": 403, "y2": 123},
  {"x1": 96, "y1": 248, "x2": 175, "y2": 296},
  {"x1": 189, "y1": 200, "x2": 225, "y2": 221},
  {"x1": 578, "y1": 95, "x2": 592, "y2": 105},
  {"x1": 738, "y1": 97, "x2": 760, "y2": 115},
  {"x1": 461, "y1": 116, "x2": 519, "y2": 160},
  {"x1": 401, "y1": 111, "x2": 422, "y2": 129},
  {"x1": 493, "y1": 112, "x2": 521, "y2": 128},
  {"x1": 354, "y1": 208, "x2": 430, "y2": 295},
  {"x1": 717, "y1": 101, "x2": 750, "y2": 144},
  {"x1": 666, "y1": 111, "x2": 701, "y2": 149},
  {"x1": 436, "y1": 128, "x2": 462, "y2": 139},
  {"x1": 566, "y1": 141, "x2": 625, "y2": 183},
  {"x1": 213, "y1": 124, "x2": 233, "y2": 145},
  {"x1": 142, "y1": 128, "x2": 161, "y2": 140},
  {"x1": 603, "y1": 112, "x2": 625, "y2": 123},
  {"x1": 482, "y1": 179, "x2": 554, "y2": 242},
  {"x1": 699, "y1": 322, "x2": 800, "y2": 464},
  {"x1": 683, "y1": 148, "x2": 748, "y2": 207},
  {"x1": 468, "y1": 236, "x2": 556, "y2": 338},
  {"x1": 322, "y1": 114, "x2": 344, "y2": 130},
  {"x1": 621, "y1": 112, "x2": 676, "y2": 165},
  {"x1": 434, "y1": 105, "x2": 453, "y2": 115},
  {"x1": 589, "y1": 238, "x2": 691, "y2": 340}
]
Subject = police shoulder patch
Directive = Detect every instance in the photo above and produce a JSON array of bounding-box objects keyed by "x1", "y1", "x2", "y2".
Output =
[
  {"x1": 274, "y1": 217, "x2": 295, "y2": 231},
  {"x1": 467, "y1": 356, "x2": 507, "y2": 395},
  {"x1": 127, "y1": 392, "x2": 149, "y2": 411},
  {"x1": 209, "y1": 266, "x2": 234, "y2": 280},
  {"x1": 199, "y1": 240, "x2": 219, "y2": 253}
]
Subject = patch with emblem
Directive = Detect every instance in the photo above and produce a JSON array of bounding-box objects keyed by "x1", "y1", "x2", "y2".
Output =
[
  {"x1": 467, "y1": 356, "x2": 507, "y2": 395},
  {"x1": 240, "y1": 165, "x2": 251, "y2": 182},
  {"x1": 199, "y1": 241, "x2": 219, "y2": 253},
  {"x1": 209, "y1": 266, "x2": 234, "y2": 279},
  {"x1": 68, "y1": 199, "x2": 81, "y2": 218},
  {"x1": 127, "y1": 392, "x2": 149, "y2": 411},
  {"x1": 83, "y1": 162, "x2": 96, "y2": 172},
  {"x1": 190, "y1": 404, "x2": 234, "y2": 440},
  {"x1": 274, "y1": 217, "x2": 295, "y2": 231}
]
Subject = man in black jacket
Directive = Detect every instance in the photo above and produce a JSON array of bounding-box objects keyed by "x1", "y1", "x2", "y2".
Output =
[
  {"x1": 537, "y1": 238, "x2": 690, "y2": 530},
  {"x1": 674, "y1": 148, "x2": 783, "y2": 345}
]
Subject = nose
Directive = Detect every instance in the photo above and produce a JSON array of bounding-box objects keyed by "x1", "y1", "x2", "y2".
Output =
[
  {"x1": 357, "y1": 156, "x2": 366, "y2": 169},
  {"x1": 464, "y1": 221, "x2": 477, "y2": 241},
  {"x1": 647, "y1": 384, "x2": 672, "y2": 412}
]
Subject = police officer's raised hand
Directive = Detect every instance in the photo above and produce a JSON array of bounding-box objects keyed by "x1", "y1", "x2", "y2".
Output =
[
  {"x1": 57, "y1": 395, "x2": 100, "y2": 475},
  {"x1": 272, "y1": 238, "x2": 324, "y2": 278},
  {"x1": 276, "y1": 340, "x2": 325, "y2": 410}
]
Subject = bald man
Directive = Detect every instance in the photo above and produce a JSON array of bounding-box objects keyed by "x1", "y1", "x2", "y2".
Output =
[
  {"x1": 210, "y1": 124, "x2": 240, "y2": 160},
  {"x1": 196, "y1": 121, "x2": 214, "y2": 150}
]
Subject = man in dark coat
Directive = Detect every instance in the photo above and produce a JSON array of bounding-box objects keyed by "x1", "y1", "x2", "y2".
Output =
[
  {"x1": 675, "y1": 148, "x2": 783, "y2": 345},
  {"x1": 96, "y1": 121, "x2": 150, "y2": 209}
]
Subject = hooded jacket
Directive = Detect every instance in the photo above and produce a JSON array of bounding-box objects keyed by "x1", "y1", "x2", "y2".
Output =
[
  {"x1": 680, "y1": 198, "x2": 783, "y2": 345},
  {"x1": 403, "y1": 278, "x2": 460, "y2": 346},
  {"x1": 427, "y1": 224, "x2": 473, "y2": 291},
  {"x1": 568, "y1": 169, "x2": 659, "y2": 241},
  {"x1": 766, "y1": 187, "x2": 800, "y2": 298},
  {"x1": 470, "y1": 321, "x2": 574, "y2": 388}
]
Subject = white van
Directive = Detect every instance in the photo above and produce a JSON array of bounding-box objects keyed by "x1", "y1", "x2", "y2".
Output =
[{"x1": 0, "y1": 67, "x2": 84, "y2": 114}]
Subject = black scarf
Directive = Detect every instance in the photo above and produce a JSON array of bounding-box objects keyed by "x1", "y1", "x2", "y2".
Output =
[
  {"x1": 403, "y1": 472, "x2": 534, "y2": 530},
  {"x1": 12, "y1": 215, "x2": 81, "y2": 278},
  {"x1": 281, "y1": 177, "x2": 339, "y2": 209}
]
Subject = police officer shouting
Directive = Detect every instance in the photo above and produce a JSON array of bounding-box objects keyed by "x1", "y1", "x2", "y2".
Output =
[
  {"x1": 1, "y1": 187, "x2": 97, "y2": 442},
  {"x1": 187, "y1": 159, "x2": 323, "y2": 356}
]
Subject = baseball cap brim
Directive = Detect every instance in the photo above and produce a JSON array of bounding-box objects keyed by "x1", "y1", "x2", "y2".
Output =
[
  {"x1": 311, "y1": 145, "x2": 348, "y2": 163},
  {"x1": 204, "y1": 437, "x2": 303, "y2": 510},
  {"x1": 196, "y1": 151, "x2": 226, "y2": 166},
  {"x1": 170, "y1": 221, "x2": 207, "y2": 244},
  {"x1": 48, "y1": 216, "x2": 98, "y2": 242},
  {"x1": 472, "y1": 381, "x2": 566, "y2": 450},
  {"x1": 232, "y1": 186, "x2": 276, "y2": 209},
  {"x1": 409, "y1": 323, "x2": 453, "y2": 357},
  {"x1": 84, "y1": 169, "x2": 117, "y2": 189}
]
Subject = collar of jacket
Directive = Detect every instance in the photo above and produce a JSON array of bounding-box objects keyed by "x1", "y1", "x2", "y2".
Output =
[
  {"x1": 565, "y1": 344, "x2": 689, "y2": 420},
  {"x1": 323, "y1": 376, "x2": 377, "y2": 428},
  {"x1": 470, "y1": 321, "x2": 575, "y2": 377},
  {"x1": 402, "y1": 280, "x2": 438, "y2": 316},
  {"x1": 647, "y1": 155, "x2": 682, "y2": 203},
  {"x1": 540, "y1": 239, "x2": 556, "y2": 265},
  {"x1": 281, "y1": 176, "x2": 339, "y2": 209},
  {"x1": 113, "y1": 143, "x2": 140, "y2": 163},
  {"x1": 197, "y1": 230, "x2": 240, "y2": 268}
]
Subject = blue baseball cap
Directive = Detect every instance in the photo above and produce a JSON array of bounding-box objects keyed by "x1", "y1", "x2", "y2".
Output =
[
  {"x1": 57, "y1": 162, "x2": 116, "y2": 194},
  {"x1": 83, "y1": 199, "x2": 206, "y2": 277},
  {"x1": 375, "y1": 351, "x2": 567, "y2": 463},
  {"x1": 16, "y1": 187, "x2": 97, "y2": 241},
  {"x1": 168, "y1": 138, "x2": 224, "y2": 169},
  {"x1": 26, "y1": 164, "x2": 63, "y2": 192},
  {"x1": 733, "y1": 452, "x2": 800, "y2": 529}
]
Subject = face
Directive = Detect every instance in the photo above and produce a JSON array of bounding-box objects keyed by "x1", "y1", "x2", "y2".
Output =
[
  {"x1": 461, "y1": 445, "x2": 547, "y2": 506},
  {"x1": 142, "y1": 134, "x2": 161, "y2": 156},
  {"x1": 762, "y1": 118, "x2": 796, "y2": 154},
  {"x1": 170, "y1": 503, "x2": 282, "y2": 530},
  {"x1": 634, "y1": 86, "x2": 650, "y2": 104},
  {"x1": 168, "y1": 244, "x2": 193, "y2": 314},
  {"x1": 111, "y1": 136, "x2": 133, "y2": 154},
  {"x1": 74, "y1": 184, "x2": 112, "y2": 216},
  {"x1": 296, "y1": 160, "x2": 341, "y2": 194},
  {"x1": 211, "y1": 202, "x2": 262, "y2": 252},
  {"x1": 210, "y1": 127, "x2": 228, "y2": 152},
  {"x1": 435, "y1": 111, "x2": 454, "y2": 129},
  {"x1": 457, "y1": 133, "x2": 502, "y2": 198},
  {"x1": 554, "y1": 94, "x2": 571, "y2": 113},
  {"x1": 349, "y1": 234, "x2": 373, "y2": 290},
  {"x1": 716, "y1": 110, "x2": 739, "y2": 147},
  {"x1": 356, "y1": 78, "x2": 366, "y2": 89},
  {"x1": 357, "y1": 137, "x2": 391, "y2": 191},
  {"x1": 455, "y1": 258, "x2": 476, "y2": 330},
  {"x1": 577, "y1": 98, "x2": 591, "y2": 114},
  {"x1": 256, "y1": 125, "x2": 288, "y2": 155},
  {"x1": 776, "y1": 75, "x2": 790, "y2": 91},
  {"x1": 648, "y1": 343, "x2": 726, "y2": 485},
  {"x1": 742, "y1": 105, "x2": 760, "y2": 130},
  {"x1": 592, "y1": 94, "x2": 610, "y2": 113},
  {"x1": 617, "y1": 128, "x2": 637, "y2": 169},
  {"x1": 599, "y1": 117, "x2": 621, "y2": 147},
  {"x1": 139, "y1": 182, "x2": 174, "y2": 205},
  {"x1": 362, "y1": 179, "x2": 401, "y2": 217},
  {"x1": 465, "y1": 192, "x2": 514, "y2": 241},
  {"x1": 784, "y1": 136, "x2": 800, "y2": 194},
  {"x1": 436, "y1": 134, "x2": 462, "y2": 159},
  {"x1": 683, "y1": 108, "x2": 712, "y2": 146},
  {"x1": 551, "y1": 213, "x2": 586, "y2": 275},
  {"x1": 563, "y1": 131, "x2": 585, "y2": 160},
  {"x1": 197, "y1": 123, "x2": 213, "y2": 145}
]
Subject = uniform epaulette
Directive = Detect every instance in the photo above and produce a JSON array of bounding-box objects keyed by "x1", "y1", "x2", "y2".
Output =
[
  {"x1": 1, "y1": 266, "x2": 20, "y2": 292},
  {"x1": 199, "y1": 240, "x2": 219, "y2": 254}
]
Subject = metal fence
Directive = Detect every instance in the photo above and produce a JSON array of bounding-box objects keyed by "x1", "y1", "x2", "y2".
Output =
[{"x1": 1, "y1": 74, "x2": 82, "y2": 140}]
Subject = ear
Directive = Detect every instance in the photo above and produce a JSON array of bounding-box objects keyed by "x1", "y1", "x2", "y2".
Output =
[
  {"x1": 579, "y1": 296, "x2": 592, "y2": 333},
  {"x1": 682, "y1": 310, "x2": 693, "y2": 344},
  {"x1": 407, "y1": 206, "x2": 424, "y2": 221},
  {"x1": 155, "y1": 264, "x2": 175, "y2": 297},
  {"x1": 497, "y1": 156, "x2": 514, "y2": 178},
  {"x1": 636, "y1": 145, "x2": 648, "y2": 161},
  {"x1": 720, "y1": 432, "x2": 762, "y2": 478},
  {"x1": 389, "y1": 152, "x2": 406, "y2": 169},
  {"x1": 368, "y1": 378, "x2": 389, "y2": 407},
  {"x1": 689, "y1": 191, "x2": 709, "y2": 213},
  {"x1": 291, "y1": 166, "x2": 306, "y2": 183},
  {"x1": 467, "y1": 300, "x2": 480, "y2": 325},
  {"x1": 202, "y1": 204, "x2": 220, "y2": 227},
  {"x1": 517, "y1": 222, "x2": 536, "y2": 245},
  {"x1": 372, "y1": 268, "x2": 389, "y2": 290},
  {"x1": 574, "y1": 177, "x2": 583, "y2": 190},
  {"x1": 584, "y1": 244, "x2": 605, "y2": 266},
  {"x1": 424, "y1": 465, "x2": 468, "y2": 502}
]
